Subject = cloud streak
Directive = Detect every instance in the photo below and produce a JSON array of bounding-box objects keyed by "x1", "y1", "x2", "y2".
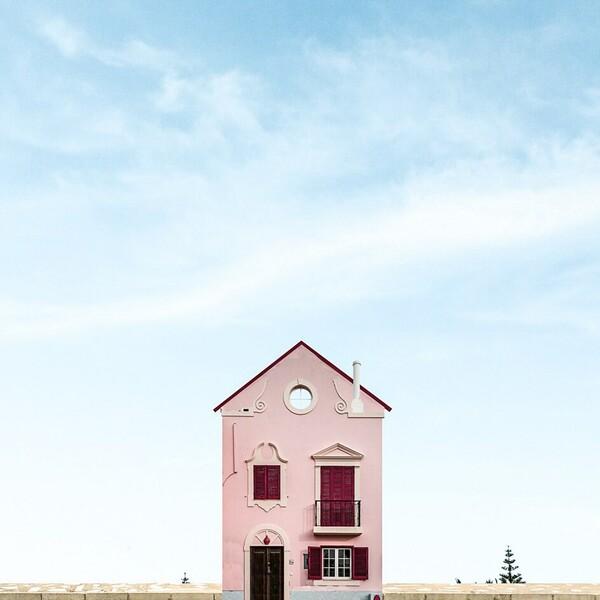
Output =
[
  {"x1": 1, "y1": 18, "x2": 599, "y2": 339},
  {"x1": 39, "y1": 17, "x2": 85, "y2": 57},
  {"x1": 39, "y1": 17, "x2": 178, "y2": 71},
  {"x1": 3, "y1": 150, "x2": 600, "y2": 339}
]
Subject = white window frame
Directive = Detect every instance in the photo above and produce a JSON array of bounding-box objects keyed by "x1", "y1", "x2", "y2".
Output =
[
  {"x1": 322, "y1": 547, "x2": 352, "y2": 580},
  {"x1": 283, "y1": 378, "x2": 318, "y2": 414}
]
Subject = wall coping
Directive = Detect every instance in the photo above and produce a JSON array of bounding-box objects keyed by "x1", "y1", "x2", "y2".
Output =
[
  {"x1": 384, "y1": 584, "x2": 600, "y2": 594},
  {"x1": 1, "y1": 584, "x2": 599, "y2": 594}
]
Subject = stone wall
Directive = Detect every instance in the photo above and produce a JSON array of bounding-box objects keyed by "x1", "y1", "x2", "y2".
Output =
[{"x1": 1, "y1": 583, "x2": 599, "y2": 600}]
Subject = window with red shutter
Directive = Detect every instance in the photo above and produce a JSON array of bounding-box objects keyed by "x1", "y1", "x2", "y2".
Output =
[
  {"x1": 352, "y1": 547, "x2": 368, "y2": 580},
  {"x1": 253, "y1": 465, "x2": 280, "y2": 500},
  {"x1": 247, "y1": 442, "x2": 287, "y2": 510},
  {"x1": 307, "y1": 546, "x2": 322, "y2": 580}
]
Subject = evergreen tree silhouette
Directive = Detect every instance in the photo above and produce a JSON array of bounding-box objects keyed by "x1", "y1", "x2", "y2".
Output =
[{"x1": 499, "y1": 546, "x2": 524, "y2": 583}]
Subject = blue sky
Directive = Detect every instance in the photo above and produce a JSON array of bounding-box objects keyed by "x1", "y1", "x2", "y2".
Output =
[{"x1": 1, "y1": 0, "x2": 599, "y2": 584}]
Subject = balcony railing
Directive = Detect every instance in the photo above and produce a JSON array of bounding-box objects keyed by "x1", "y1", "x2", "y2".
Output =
[{"x1": 315, "y1": 500, "x2": 361, "y2": 527}]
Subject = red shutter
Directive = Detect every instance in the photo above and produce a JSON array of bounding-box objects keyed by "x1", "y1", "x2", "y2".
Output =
[
  {"x1": 321, "y1": 466, "x2": 355, "y2": 526},
  {"x1": 320, "y1": 466, "x2": 331, "y2": 499},
  {"x1": 321, "y1": 467, "x2": 354, "y2": 500},
  {"x1": 320, "y1": 467, "x2": 331, "y2": 526},
  {"x1": 253, "y1": 465, "x2": 266, "y2": 499},
  {"x1": 331, "y1": 468, "x2": 342, "y2": 499},
  {"x1": 266, "y1": 465, "x2": 280, "y2": 499},
  {"x1": 352, "y1": 547, "x2": 368, "y2": 580},
  {"x1": 307, "y1": 546, "x2": 322, "y2": 580},
  {"x1": 342, "y1": 466, "x2": 354, "y2": 500}
]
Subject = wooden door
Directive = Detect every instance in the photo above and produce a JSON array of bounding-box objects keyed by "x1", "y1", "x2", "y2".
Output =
[{"x1": 250, "y1": 546, "x2": 283, "y2": 600}]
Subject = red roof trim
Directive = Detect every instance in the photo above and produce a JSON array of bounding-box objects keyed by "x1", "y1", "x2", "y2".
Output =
[{"x1": 213, "y1": 341, "x2": 392, "y2": 412}]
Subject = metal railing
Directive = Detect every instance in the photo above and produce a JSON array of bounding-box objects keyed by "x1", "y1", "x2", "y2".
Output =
[{"x1": 315, "y1": 500, "x2": 361, "y2": 527}]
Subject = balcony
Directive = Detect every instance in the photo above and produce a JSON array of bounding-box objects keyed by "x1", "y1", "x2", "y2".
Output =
[{"x1": 313, "y1": 500, "x2": 362, "y2": 535}]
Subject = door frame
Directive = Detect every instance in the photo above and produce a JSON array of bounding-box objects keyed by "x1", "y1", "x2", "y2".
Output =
[{"x1": 244, "y1": 525, "x2": 290, "y2": 600}]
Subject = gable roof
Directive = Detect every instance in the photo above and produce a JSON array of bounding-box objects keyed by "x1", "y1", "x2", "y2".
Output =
[{"x1": 213, "y1": 340, "x2": 392, "y2": 412}]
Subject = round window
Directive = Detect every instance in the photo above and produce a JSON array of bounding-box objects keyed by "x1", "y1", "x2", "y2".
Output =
[
  {"x1": 289, "y1": 385, "x2": 312, "y2": 410},
  {"x1": 283, "y1": 379, "x2": 318, "y2": 414}
]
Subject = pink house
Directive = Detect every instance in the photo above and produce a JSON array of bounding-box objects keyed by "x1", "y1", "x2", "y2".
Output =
[{"x1": 214, "y1": 341, "x2": 391, "y2": 600}]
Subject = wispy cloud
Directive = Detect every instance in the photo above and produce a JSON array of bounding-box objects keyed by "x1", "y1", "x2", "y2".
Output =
[
  {"x1": 3, "y1": 149, "x2": 600, "y2": 339},
  {"x1": 39, "y1": 17, "x2": 178, "y2": 71},
  {"x1": 97, "y1": 40, "x2": 179, "y2": 71},
  {"x1": 39, "y1": 17, "x2": 85, "y2": 58},
  {"x1": 2, "y1": 20, "x2": 599, "y2": 339}
]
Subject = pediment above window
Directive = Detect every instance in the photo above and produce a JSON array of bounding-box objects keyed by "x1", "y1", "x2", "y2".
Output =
[{"x1": 312, "y1": 442, "x2": 364, "y2": 463}]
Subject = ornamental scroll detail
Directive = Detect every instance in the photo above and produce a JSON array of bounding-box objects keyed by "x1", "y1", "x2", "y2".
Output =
[
  {"x1": 332, "y1": 379, "x2": 350, "y2": 415},
  {"x1": 253, "y1": 378, "x2": 269, "y2": 413}
]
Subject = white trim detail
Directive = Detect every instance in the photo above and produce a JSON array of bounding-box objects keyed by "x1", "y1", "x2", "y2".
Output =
[
  {"x1": 312, "y1": 580, "x2": 362, "y2": 587},
  {"x1": 243, "y1": 524, "x2": 290, "y2": 600},
  {"x1": 283, "y1": 379, "x2": 318, "y2": 415},
  {"x1": 246, "y1": 442, "x2": 288, "y2": 511},
  {"x1": 253, "y1": 378, "x2": 269, "y2": 413},
  {"x1": 314, "y1": 526, "x2": 362, "y2": 535},
  {"x1": 312, "y1": 442, "x2": 364, "y2": 463},
  {"x1": 332, "y1": 380, "x2": 349, "y2": 414},
  {"x1": 323, "y1": 546, "x2": 352, "y2": 579}
]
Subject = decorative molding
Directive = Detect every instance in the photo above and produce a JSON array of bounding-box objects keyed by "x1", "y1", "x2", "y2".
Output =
[
  {"x1": 245, "y1": 527, "x2": 285, "y2": 549},
  {"x1": 313, "y1": 526, "x2": 362, "y2": 536},
  {"x1": 332, "y1": 380, "x2": 384, "y2": 419},
  {"x1": 312, "y1": 442, "x2": 364, "y2": 461},
  {"x1": 283, "y1": 378, "x2": 318, "y2": 415},
  {"x1": 347, "y1": 412, "x2": 384, "y2": 418},
  {"x1": 312, "y1": 580, "x2": 362, "y2": 587},
  {"x1": 332, "y1": 380, "x2": 349, "y2": 415},
  {"x1": 221, "y1": 409, "x2": 254, "y2": 417},
  {"x1": 245, "y1": 442, "x2": 288, "y2": 512},
  {"x1": 246, "y1": 442, "x2": 289, "y2": 464},
  {"x1": 253, "y1": 378, "x2": 269, "y2": 413}
]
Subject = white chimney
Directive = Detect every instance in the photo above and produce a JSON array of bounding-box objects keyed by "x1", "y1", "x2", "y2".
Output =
[{"x1": 351, "y1": 360, "x2": 364, "y2": 413}]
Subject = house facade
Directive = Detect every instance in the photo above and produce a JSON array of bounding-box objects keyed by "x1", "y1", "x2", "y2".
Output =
[{"x1": 214, "y1": 341, "x2": 391, "y2": 600}]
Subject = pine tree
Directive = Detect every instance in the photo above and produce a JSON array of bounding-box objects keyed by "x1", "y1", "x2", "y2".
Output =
[{"x1": 499, "y1": 546, "x2": 524, "y2": 583}]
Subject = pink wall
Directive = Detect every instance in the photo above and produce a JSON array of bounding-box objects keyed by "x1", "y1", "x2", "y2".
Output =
[{"x1": 219, "y1": 344, "x2": 386, "y2": 592}]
